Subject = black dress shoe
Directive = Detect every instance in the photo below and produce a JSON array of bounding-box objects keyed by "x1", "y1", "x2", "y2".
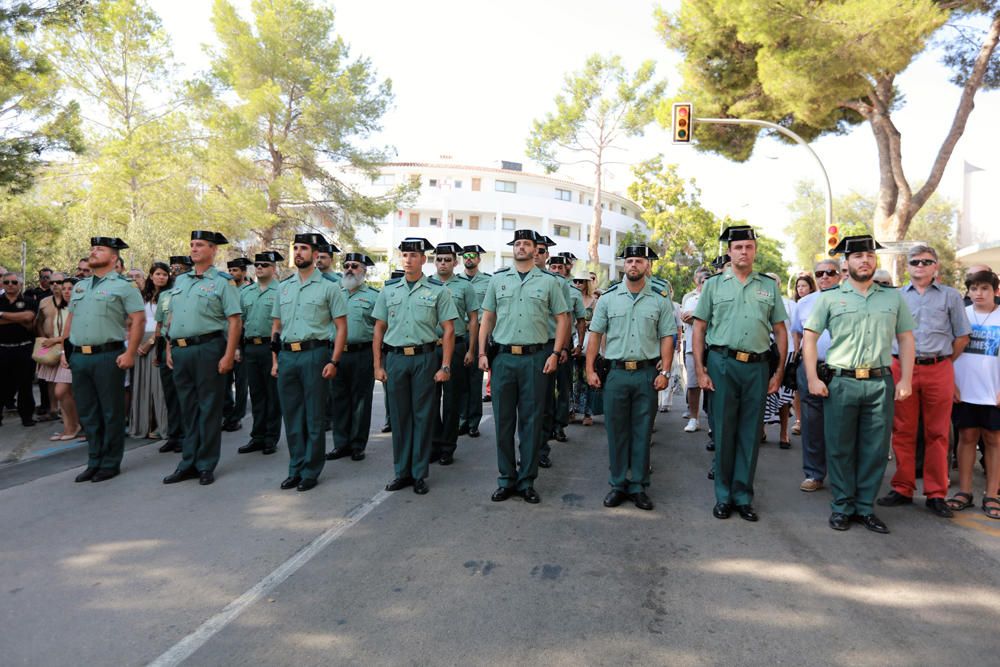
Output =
[
  {"x1": 380, "y1": 424, "x2": 391, "y2": 433},
  {"x1": 413, "y1": 479, "x2": 429, "y2": 495},
  {"x1": 854, "y1": 513, "x2": 890, "y2": 534},
  {"x1": 297, "y1": 478, "x2": 318, "y2": 492},
  {"x1": 603, "y1": 490, "x2": 627, "y2": 507},
  {"x1": 538, "y1": 455, "x2": 552, "y2": 468},
  {"x1": 22, "y1": 419, "x2": 36, "y2": 427},
  {"x1": 736, "y1": 504, "x2": 759, "y2": 522},
  {"x1": 199, "y1": 470, "x2": 214, "y2": 485},
  {"x1": 75, "y1": 467, "x2": 98, "y2": 483},
  {"x1": 238, "y1": 441, "x2": 264, "y2": 454},
  {"x1": 554, "y1": 427, "x2": 567, "y2": 442},
  {"x1": 261, "y1": 445, "x2": 277, "y2": 455},
  {"x1": 163, "y1": 468, "x2": 199, "y2": 484},
  {"x1": 439, "y1": 454, "x2": 455, "y2": 466},
  {"x1": 468, "y1": 428, "x2": 480, "y2": 438},
  {"x1": 385, "y1": 477, "x2": 413, "y2": 491},
  {"x1": 925, "y1": 497, "x2": 954, "y2": 518},
  {"x1": 876, "y1": 490, "x2": 912, "y2": 506},
  {"x1": 457, "y1": 423, "x2": 470, "y2": 435},
  {"x1": 707, "y1": 468, "x2": 715, "y2": 480},
  {"x1": 482, "y1": 394, "x2": 490, "y2": 403},
  {"x1": 172, "y1": 442, "x2": 182, "y2": 452},
  {"x1": 350, "y1": 451, "x2": 365, "y2": 461},
  {"x1": 221, "y1": 421, "x2": 242, "y2": 432},
  {"x1": 280, "y1": 476, "x2": 301, "y2": 490},
  {"x1": 828, "y1": 512, "x2": 851, "y2": 531},
  {"x1": 631, "y1": 492, "x2": 654, "y2": 511},
  {"x1": 158, "y1": 441, "x2": 178, "y2": 453},
  {"x1": 325, "y1": 447, "x2": 351, "y2": 461},
  {"x1": 521, "y1": 487, "x2": 541, "y2": 504},
  {"x1": 491, "y1": 487, "x2": 515, "y2": 502},
  {"x1": 92, "y1": 468, "x2": 119, "y2": 483},
  {"x1": 705, "y1": 440, "x2": 715, "y2": 451},
  {"x1": 712, "y1": 502, "x2": 732, "y2": 519}
]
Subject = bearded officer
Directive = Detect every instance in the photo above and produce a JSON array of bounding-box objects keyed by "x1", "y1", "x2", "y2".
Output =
[
  {"x1": 587, "y1": 245, "x2": 676, "y2": 510},
  {"x1": 457, "y1": 244, "x2": 490, "y2": 438},
  {"x1": 326, "y1": 252, "x2": 378, "y2": 462},
  {"x1": 237, "y1": 251, "x2": 283, "y2": 456},
  {"x1": 270, "y1": 234, "x2": 348, "y2": 492},
  {"x1": 61, "y1": 237, "x2": 145, "y2": 482},
  {"x1": 163, "y1": 231, "x2": 242, "y2": 486},
  {"x1": 316, "y1": 242, "x2": 342, "y2": 283}
]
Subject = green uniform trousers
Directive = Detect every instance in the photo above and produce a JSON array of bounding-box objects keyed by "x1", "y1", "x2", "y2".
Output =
[
  {"x1": 707, "y1": 349, "x2": 768, "y2": 505},
  {"x1": 277, "y1": 346, "x2": 329, "y2": 481},
  {"x1": 540, "y1": 339, "x2": 557, "y2": 456},
  {"x1": 157, "y1": 362, "x2": 184, "y2": 443},
  {"x1": 604, "y1": 366, "x2": 657, "y2": 493},
  {"x1": 458, "y1": 364, "x2": 484, "y2": 431},
  {"x1": 823, "y1": 375, "x2": 894, "y2": 516},
  {"x1": 70, "y1": 348, "x2": 126, "y2": 471},
  {"x1": 330, "y1": 346, "x2": 375, "y2": 453},
  {"x1": 491, "y1": 349, "x2": 550, "y2": 491},
  {"x1": 172, "y1": 337, "x2": 227, "y2": 473},
  {"x1": 432, "y1": 339, "x2": 467, "y2": 460},
  {"x1": 244, "y1": 343, "x2": 281, "y2": 447},
  {"x1": 223, "y1": 357, "x2": 248, "y2": 424},
  {"x1": 383, "y1": 389, "x2": 391, "y2": 429},
  {"x1": 385, "y1": 349, "x2": 437, "y2": 480}
]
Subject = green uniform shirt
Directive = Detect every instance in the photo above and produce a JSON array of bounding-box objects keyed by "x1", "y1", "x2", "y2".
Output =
[
  {"x1": 241, "y1": 280, "x2": 278, "y2": 339},
  {"x1": 67, "y1": 272, "x2": 145, "y2": 346},
  {"x1": 437, "y1": 275, "x2": 479, "y2": 338},
  {"x1": 693, "y1": 269, "x2": 787, "y2": 353},
  {"x1": 805, "y1": 280, "x2": 915, "y2": 369},
  {"x1": 462, "y1": 271, "x2": 491, "y2": 313},
  {"x1": 545, "y1": 275, "x2": 584, "y2": 339},
  {"x1": 589, "y1": 281, "x2": 677, "y2": 360},
  {"x1": 154, "y1": 290, "x2": 172, "y2": 326},
  {"x1": 166, "y1": 266, "x2": 242, "y2": 339},
  {"x1": 373, "y1": 275, "x2": 458, "y2": 347},
  {"x1": 481, "y1": 266, "x2": 569, "y2": 345},
  {"x1": 343, "y1": 284, "x2": 379, "y2": 343},
  {"x1": 322, "y1": 271, "x2": 342, "y2": 284},
  {"x1": 271, "y1": 270, "x2": 348, "y2": 342}
]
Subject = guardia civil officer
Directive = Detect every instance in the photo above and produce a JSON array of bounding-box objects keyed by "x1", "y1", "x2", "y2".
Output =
[
  {"x1": 478, "y1": 230, "x2": 569, "y2": 504},
  {"x1": 587, "y1": 245, "x2": 676, "y2": 510},
  {"x1": 222, "y1": 257, "x2": 252, "y2": 432},
  {"x1": 237, "y1": 251, "x2": 283, "y2": 456},
  {"x1": 380, "y1": 268, "x2": 405, "y2": 434},
  {"x1": 430, "y1": 242, "x2": 480, "y2": 466},
  {"x1": 326, "y1": 253, "x2": 378, "y2": 462},
  {"x1": 153, "y1": 261, "x2": 187, "y2": 453},
  {"x1": 373, "y1": 238, "x2": 457, "y2": 494},
  {"x1": 163, "y1": 231, "x2": 242, "y2": 486},
  {"x1": 457, "y1": 244, "x2": 491, "y2": 438},
  {"x1": 533, "y1": 235, "x2": 570, "y2": 454},
  {"x1": 270, "y1": 234, "x2": 348, "y2": 492},
  {"x1": 168, "y1": 255, "x2": 193, "y2": 278},
  {"x1": 316, "y1": 241, "x2": 342, "y2": 431},
  {"x1": 62, "y1": 237, "x2": 145, "y2": 482},
  {"x1": 803, "y1": 235, "x2": 915, "y2": 533},
  {"x1": 544, "y1": 254, "x2": 586, "y2": 454},
  {"x1": 693, "y1": 226, "x2": 787, "y2": 521}
]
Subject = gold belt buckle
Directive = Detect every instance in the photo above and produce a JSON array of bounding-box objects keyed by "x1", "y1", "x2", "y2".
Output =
[
  {"x1": 404, "y1": 346, "x2": 415, "y2": 356},
  {"x1": 290, "y1": 341, "x2": 302, "y2": 352},
  {"x1": 176, "y1": 339, "x2": 187, "y2": 348},
  {"x1": 253, "y1": 337, "x2": 262, "y2": 345},
  {"x1": 736, "y1": 351, "x2": 750, "y2": 362},
  {"x1": 81, "y1": 345, "x2": 93, "y2": 354},
  {"x1": 436, "y1": 339, "x2": 443, "y2": 346},
  {"x1": 625, "y1": 360, "x2": 638, "y2": 371},
  {"x1": 856, "y1": 368, "x2": 870, "y2": 379},
  {"x1": 511, "y1": 345, "x2": 523, "y2": 355}
]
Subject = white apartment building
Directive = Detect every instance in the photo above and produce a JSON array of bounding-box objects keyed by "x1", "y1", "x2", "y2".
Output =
[{"x1": 347, "y1": 160, "x2": 648, "y2": 280}]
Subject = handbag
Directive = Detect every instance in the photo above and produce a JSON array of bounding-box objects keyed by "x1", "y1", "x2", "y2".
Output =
[{"x1": 32, "y1": 310, "x2": 64, "y2": 366}]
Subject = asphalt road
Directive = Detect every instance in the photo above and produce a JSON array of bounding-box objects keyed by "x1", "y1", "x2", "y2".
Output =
[{"x1": 2, "y1": 386, "x2": 999, "y2": 666}]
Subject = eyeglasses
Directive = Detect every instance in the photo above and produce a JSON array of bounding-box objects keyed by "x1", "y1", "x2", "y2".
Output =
[
  {"x1": 343, "y1": 263, "x2": 362, "y2": 270},
  {"x1": 909, "y1": 259, "x2": 936, "y2": 267},
  {"x1": 462, "y1": 253, "x2": 478, "y2": 260},
  {"x1": 814, "y1": 270, "x2": 838, "y2": 278},
  {"x1": 253, "y1": 263, "x2": 272, "y2": 268}
]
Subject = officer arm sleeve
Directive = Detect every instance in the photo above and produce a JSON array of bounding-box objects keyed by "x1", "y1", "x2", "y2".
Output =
[
  {"x1": 271, "y1": 291, "x2": 280, "y2": 320},
  {"x1": 789, "y1": 299, "x2": 804, "y2": 335},
  {"x1": 220, "y1": 282, "x2": 242, "y2": 317},
  {"x1": 154, "y1": 299, "x2": 165, "y2": 324},
  {"x1": 123, "y1": 284, "x2": 145, "y2": 314},
  {"x1": 372, "y1": 289, "x2": 388, "y2": 321},
  {"x1": 329, "y1": 285, "x2": 348, "y2": 320},
  {"x1": 804, "y1": 295, "x2": 829, "y2": 334},
  {"x1": 692, "y1": 281, "x2": 712, "y2": 321},
  {"x1": 657, "y1": 298, "x2": 677, "y2": 338},
  {"x1": 770, "y1": 286, "x2": 788, "y2": 324},
  {"x1": 573, "y1": 291, "x2": 586, "y2": 320},
  {"x1": 550, "y1": 279, "x2": 569, "y2": 315},
  {"x1": 464, "y1": 283, "x2": 478, "y2": 319},
  {"x1": 895, "y1": 296, "x2": 915, "y2": 334},
  {"x1": 589, "y1": 297, "x2": 608, "y2": 334},
  {"x1": 438, "y1": 288, "x2": 458, "y2": 322},
  {"x1": 481, "y1": 280, "x2": 497, "y2": 313},
  {"x1": 948, "y1": 290, "x2": 972, "y2": 337}
]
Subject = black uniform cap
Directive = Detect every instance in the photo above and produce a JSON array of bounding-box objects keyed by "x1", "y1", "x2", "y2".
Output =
[
  {"x1": 506, "y1": 229, "x2": 539, "y2": 246},
  {"x1": 830, "y1": 234, "x2": 885, "y2": 257},
  {"x1": 169, "y1": 255, "x2": 193, "y2": 267},
  {"x1": 293, "y1": 233, "x2": 328, "y2": 248},
  {"x1": 316, "y1": 242, "x2": 341, "y2": 254},
  {"x1": 435, "y1": 242, "x2": 464, "y2": 256},
  {"x1": 90, "y1": 236, "x2": 129, "y2": 250},
  {"x1": 398, "y1": 237, "x2": 434, "y2": 252},
  {"x1": 226, "y1": 257, "x2": 251, "y2": 269},
  {"x1": 254, "y1": 251, "x2": 284, "y2": 264},
  {"x1": 718, "y1": 225, "x2": 757, "y2": 243},
  {"x1": 463, "y1": 245, "x2": 486, "y2": 254},
  {"x1": 619, "y1": 245, "x2": 659, "y2": 260},
  {"x1": 389, "y1": 269, "x2": 405, "y2": 279},
  {"x1": 711, "y1": 254, "x2": 731, "y2": 270},
  {"x1": 557, "y1": 251, "x2": 577, "y2": 261},
  {"x1": 547, "y1": 256, "x2": 568, "y2": 266},
  {"x1": 191, "y1": 230, "x2": 228, "y2": 245},
  {"x1": 343, "y1": 252, "x2": 375, "y2": 266},
  {"x1": 538, "y1": 235, "x2": 556, "y2": 247}
]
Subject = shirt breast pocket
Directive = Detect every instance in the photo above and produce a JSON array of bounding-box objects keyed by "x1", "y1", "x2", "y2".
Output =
[
  {"x1": 495, "y1": 291, "x2": 513, "y2": 318},
  {"x1": 279, "y1": 295, "x2": 295, "y2": 322},
  {"x1": 641, "y1": 311, "x2": 659, "y2": 337},
  {"x1": 712, "y1": 294, "x2": 736, "y2": 320},
  {"x1": 303, "y1": 294, "x2": 328, "y2": 325}
]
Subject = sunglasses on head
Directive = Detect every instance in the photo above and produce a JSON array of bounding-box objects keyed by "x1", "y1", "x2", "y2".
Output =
[
  {"x1": 814, "y1": 269, "x2": 838, "y2": 278},
  {"x1": 909, "y1": 258, "x2": 936, "y2": 267},
  {"x1": 343, "y1": 263, "x2": 362, "y2": 270}
]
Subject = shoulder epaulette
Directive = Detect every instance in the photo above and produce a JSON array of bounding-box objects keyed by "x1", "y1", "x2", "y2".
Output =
[
  {"x1": 757, "y1": 272, "x2": 776, "y2": 281},
  {"x1": 542, "y1": 269, "x2": 559, "y2": 278},
  {"x1": 480, "y1": 271, "x2": 492, "y2": 277},
  {"x1": 704, "y1": 273, "x2": 722, "y2": 282},
  {"x1": 280, "y1": 274, "x2": 296, "y2": 283},
  {"x1": 604, "y1": 283, "x2": 620, "y2": 294},
  {"x1": 820, "y1": 285, "x2": 839, "y2": 292},
  {"x1": 426, "y1": 277, "x2": 443, "y2": 286},
  {"x1": 367, "y1": 285, "x2": 380, "y2": 292},
  {"x1": 321, "y1": 273, "x2": 340, "y2": 284},
  {"x1": 384, "y1": 277, "x2": 401, "y2": 285},
  {"x1": 607, "y1": 280, "x2": 621, "y2": 289},
  {"x1": 495, "y1": 267, "x2": 511, "y2": 273}
]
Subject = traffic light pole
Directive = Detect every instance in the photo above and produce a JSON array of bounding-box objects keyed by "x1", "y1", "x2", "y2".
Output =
[{"x1": 696, "y1": 117, "x2": 834, "y2": 241}]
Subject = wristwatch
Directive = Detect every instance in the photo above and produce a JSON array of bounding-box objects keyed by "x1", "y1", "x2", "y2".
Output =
[
  {"x1": 659, "y1": 370, "x2": 669, "y2": 377},
  {"x1": 329, "y1": 359, "x2": 339, "y2": 367},
  {"x1": 441, "y1": 365, "x2": 451, "y2": 373}
]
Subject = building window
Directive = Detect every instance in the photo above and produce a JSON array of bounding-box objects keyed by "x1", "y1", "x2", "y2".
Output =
[
  {"x1": 555, "y1": 188, "x2": 571, "y2": 202},
  {"x1": 471, "y1": 177, "x2": 481, "y2": 191},
  {"x1": 373, "y1": 173, "x2": 395, "y2": 186},
  {"x1": 495, "y1": 180, "x2": 516, "y2": 194},
  {"x1": 429, "y1": 178, "x2": 439, "y2": 187},
  {"x1": 430, "y1": 217, "x2": 440, "y2": 227},
  {"x1": 470, "y1": 215, "x2": 480, "y2": 230},
  {"x1": 600, "y1": 230, "x2": 611, "y2": 246},
  {"x1": 502, "y1": 217, "x2": 516, "y2": 230},
  {"x1": 453, "y1": 179, "x2": 463, "y2": 189},
  {"x1": 408, "y1": 212, "x2": 419, "y2": 227},
  {"x1": 553, "y1": 224, "x2": 571, "y2": 238},
  {"x1": 454, "y1": 218, "x2": 464, "y2": 228}
]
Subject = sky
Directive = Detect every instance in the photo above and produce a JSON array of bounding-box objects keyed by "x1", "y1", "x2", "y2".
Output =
[{"x1": 154, "y1": 0, "x2": 1000, "y2": 267}]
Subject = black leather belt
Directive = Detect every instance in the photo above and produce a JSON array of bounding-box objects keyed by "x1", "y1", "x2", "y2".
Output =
[
  {"x1": 498, "y1": 343, "x2": 545, "y2": 355},
  {"x1": 243, "y1": 336, "x2": 269, "y2": 346},
  {"x1": 709, "y1": 345, "x2": 769, "y2": 363},
  {"x1": 610, "y1": 358, "x2": 659, "y2": 370},
  {"x1": 281, "y1": 339, "x2": 330, "y2": 352},
  {"x1": 171, "y1": 331, "x2": 223, "y2": 348},
  {"x1": 437, "y1": 335, "x2": 467, "y2": 346},
  {"x1": 344, "y1": 342, "x2": 373, "y2": 353},
  {"x1": 832, "y1": 366, "x2": 890, "y2": 379},
  {"x1": 76, "y1": 341, "x2": 124, "y2": 355},
  {"x1": 385, "y1": 342, "x2": 436, "y2": 356}
]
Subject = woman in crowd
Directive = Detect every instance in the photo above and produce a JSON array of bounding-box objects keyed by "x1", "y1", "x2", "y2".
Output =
[
  {"x1": 948, "y1": 270, "x2": 1000, "y2": 519},
  {"x1": 789, "y1": 274, "x2": 817, "y2": 435},
  {"x1": 571, "y1": 271, "x2": 599, "y2": 426},
  {"x1": 35, "y1": 275, "x2": 82, "y2": 441},
  {"x1": 128, "y1": 262, "x2": 172, "y2": 439}
]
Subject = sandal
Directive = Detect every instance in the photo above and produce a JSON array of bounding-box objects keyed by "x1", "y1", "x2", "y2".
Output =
[
  {"x1": 983, "y1": 496, "x2": 1000, "y2": 520},
  {"x1": 779, "y1": 441, "x2": 791, "y2": 450},
  {"x1": 791, "y1": 421, "x2": 801, "y2": 435},
  {"x1": 946, "y1": 491, "x2": 974, "y2": 511}
]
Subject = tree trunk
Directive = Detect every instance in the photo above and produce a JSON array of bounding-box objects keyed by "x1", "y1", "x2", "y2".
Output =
[{"x1": 588, "y1": 163, "x2": 602, "y2": 267}]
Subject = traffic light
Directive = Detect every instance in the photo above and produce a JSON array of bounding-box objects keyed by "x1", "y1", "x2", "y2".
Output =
[
  {"x1": 672, "y1": 102, "x2": 693, "y2": 144},
  {"x1": 826, "y1": 224, "x2": 839, "y2": 256}
]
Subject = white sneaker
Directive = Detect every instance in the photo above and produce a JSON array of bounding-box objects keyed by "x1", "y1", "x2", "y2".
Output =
[
  {"x1": 682, "y1": 410, "x2": 691, "y2": 419},
  {"x1": 684, "y1": 418, "x2": 699, "y2": 433}
]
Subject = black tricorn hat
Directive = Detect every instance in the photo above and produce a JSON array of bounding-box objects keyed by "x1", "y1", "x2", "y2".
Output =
[
  {"x1": 90, "y1": 236, "x2": 128, "y2": 250},
  {"x1": 343, "y1": 252, "x2": 375, "y2": 267},
  {"x1": 463, "y1": 244, "x2": 486, "y2": 254},
  {"x1": 718, "y1": 225, "x2": 757, "y2": 243},
  {"x1": 711, "y1": 254, "x2": 731, "y2": 270},
  {"x1": 557, "y1": 251, "x2": 577, "y2": 261},
  {"x1": 398, "y1": 237, "x2": 434, "y2": 252},
  {"x1": 389, "y1": 269, "x2": 405, "y2": 279},
  {"x1": 316, "y1": 242, "x2": 341, "y2": 254},
  {"x1": 830, "y1": 235, "x2": 885, "y2": 257},
  {"x1": 226, "y1": 257, "x2": 251, "y2": 269},
  {"x1": 253, "y1": 251, "x2": 284, "y2": 264},
  {"x1": 435, "y1": 242, "x2": 464, "y2": 256},
  {"x1": 169, "y1": 255, "x2": 193, "y2": 266},
  {"x1": 547, "y1": 255, "x2": 568, "y2": 266},
  {"x1": 618, "y1": 245, "x2": 659, "y2": 260},
  {"x1": 294, "y1": 233, "x2": 328, "y2": 248},
  {"x1": 191, "y1": 230, "x2": 228, "y2": 245},
  {"x1": 537, "y1": 235, "x2": 556, "y2": 247},
  {"x1": 506, "y1": 229, "x2": 539, "y2": 246}
]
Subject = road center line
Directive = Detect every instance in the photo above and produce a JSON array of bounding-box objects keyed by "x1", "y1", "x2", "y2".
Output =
[{"x1": 147, "y1": 489, "x2": 392, "y2": 667}]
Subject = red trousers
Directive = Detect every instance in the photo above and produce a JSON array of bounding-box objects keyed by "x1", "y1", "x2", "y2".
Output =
[{"x1": 890, "y1": 358, "x2": 953, "y2": 499}]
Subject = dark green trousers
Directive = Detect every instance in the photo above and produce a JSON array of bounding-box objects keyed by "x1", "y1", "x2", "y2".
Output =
[
  {"x1": 432, "y1": 339, "x2": 467, "y2": 459},
  {"x1": 491, "y1": 349, "x2": 550, "y2": 491},
  {"x1": 823, "y1": 375, "x2": 894, "y2": 516},
  {"x1": 458, "y1": 363, "x2": 484, "y2": 431},
  {"x1": 244, "y1": 343, "x2": 281, "y2": 447},
  {"x1": 172, "y1": 337, "x2": 227, "y2": 473},
  {"x1": 277, "y1": 345, "x2": 329, "y2": 481},
  {"x1": 385, "y1": 349, "x2": 437, "y2": 480},
  {"x1": 330, "y1": 346, "x2": 375, "y2": 453},
  {"x1": 708, "y1": 349, "x2": 768, "y2": 505},
  {"x1": 70, "y1": 348, "x2": 126, "y2": 471},
  {"x1": 157, "y1": 362, "x2": 184, "y2": 442},
  {"x1": 604, "y1": 366, "x2": 657, "y2": 492},
  {"x1": 223, "y1": 357, "x2": 248, "y2": 424},
  {"x1": 383, "y1": 387, "x2": 391, "y2": 428}
]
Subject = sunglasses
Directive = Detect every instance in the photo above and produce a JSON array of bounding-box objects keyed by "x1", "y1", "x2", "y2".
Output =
[
  {"x1": 253, "y1": 263, "x2": 272, "y2": 268},
  {"x1": 435, "y1": 256, "x2": 454, "y2": 262},
  {"x1": 3, "y1": 280, "x2": 19, "y2": 285},
  {"x1": 814, "y1": 270, "x2": 838, "y2": 278},
  {"x1": 909, "y1": 259, "x2": 936, "y2": 267},
  {"x1": 343, "y1": 263, "x2": 362, "y2": 270},
  {"x1": 536, "y1": 248, "x2": 548, "y2": 254},
  {"x1": 462, "y1": 253, "x2": 478, "y2": 260}
]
